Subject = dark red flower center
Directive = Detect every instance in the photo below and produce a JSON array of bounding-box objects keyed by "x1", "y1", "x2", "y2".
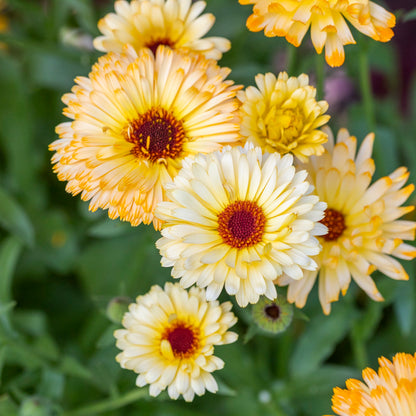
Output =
[
  {"x1": 320, "y1": 208, "x2": 346, "y2": 241},
  {"x1": 125, "y1": 107, "x2": 184, "y2": 162},
  {"x1": 264, "y1": 304, "x2": 280, "y2": 321},
  {"x1": 145, "y1": 38, "x2": 175, "y2": 55},
  {"x1": 218, "y1": 200, "x2": 266, "y2": 248},
  {"x1": 164, "y1": 323, "x2": 199, "y2": 358}
]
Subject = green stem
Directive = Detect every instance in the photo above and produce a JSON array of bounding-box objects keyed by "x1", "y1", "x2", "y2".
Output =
[
  {"x1": 61, "y1": 389, "x2": 148, "y2": 416},
  {"x1": 287, "y1": 45, "x2": 297, "y2": 76},
  {"x1": 358, "y1": 44, "x2": 375, "y2": 132},
  {"x1": 315, "y1": 53, "x2": 325, "y2": 101}
]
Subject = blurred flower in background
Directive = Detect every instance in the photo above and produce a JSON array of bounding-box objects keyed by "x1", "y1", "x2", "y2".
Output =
[
  {"x1": 94, "y1": 0, "x2": 230, "y2": 59},
  {"x1": 239, "y1": 0, "x2": 396, "y2": 66},
  {"x1": 327, "y1": 352, "x2": 416, "y2": 415}
]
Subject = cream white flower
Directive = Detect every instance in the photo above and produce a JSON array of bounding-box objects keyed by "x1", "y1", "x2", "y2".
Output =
[
  {"x1": 114, "y1": 282, "x2": 238, "y2": 402},
  {"x1": 156, "y1": 144, "x2": 327, "y2": 307}
]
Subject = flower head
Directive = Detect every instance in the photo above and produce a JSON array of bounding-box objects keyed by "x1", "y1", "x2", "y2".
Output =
[
  {"x1": 94, "y1": 0, "x2": 230, "y2": 60},
  {"x1": 50, "y1": 45, "x2": 241, "y2": 229},
  {"x1": 114, "y1": 282, "x2": 238, "y2": 402},
  {"x1": 238, "y1": 72, "x2": 330, "y2": 162},
  {"x1": 239, "y1": 0, "x2": 396, "y2": 67},
  {"x1": 327, "y1": 352, "x2": 416, "y2": 415},
  {"x1": 276, "y1": 128, "x2": 416, "y2": 314},
  {"x1": 156, "y1": 144, "x2": 327, "y2": 307}
]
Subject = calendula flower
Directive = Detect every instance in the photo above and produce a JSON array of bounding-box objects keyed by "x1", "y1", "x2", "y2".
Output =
[
  {"x1": 327, "y1": 352, "x2": 416, "y2": 415},
  {"x1": 239, "y1": 0, "x2": 396, "y2": 67},
  {"x1": 94, "y1": 0, "x2": 230, "y2": 60},
  {"x1": 276, "y1": 128, "x2": 416, "y2": 314},
  {"x1": 50, "y1": 45, "x2": 241, "y2": 229},
  {"x1": 156, "y1": 144, "x2": 327, "y2": 307},
  {"x1": 238, "y1": 72, "x2": 330, "y2": 162},
  {"x1": 114, "y1": 282, "x2": 238, "y2": 402}
]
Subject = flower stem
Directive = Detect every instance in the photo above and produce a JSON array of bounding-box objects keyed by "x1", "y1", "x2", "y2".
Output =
[
  {"x1": 315, "y1": 53, "x2": 325, "y2": 101},
  {"x1": 358, "y1": 43, "x2": 375, "y2": 132},
  {"x1": 61, "y1": 389, "x2": 148, "y2": 416}
]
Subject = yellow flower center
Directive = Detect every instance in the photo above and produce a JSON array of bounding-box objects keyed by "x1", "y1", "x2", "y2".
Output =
[
  {"x1": 126, "y1": 107, "x2": 185, "y2": 163},
  {"x1": 320, "y1": 208, "x2": 346, "y2": 241},
  {"x1": 264, "y1": 107, "x2": 304, "y2": 150},
  {"x1": 218, "y1": 200, "x2": 266, "y2": 248},
  {"x1": 162, "y1": 321, "x2": 200, "y2": 358},
  {"x1": 145, "y1": 38, "x2": 175, "y2": 55}
]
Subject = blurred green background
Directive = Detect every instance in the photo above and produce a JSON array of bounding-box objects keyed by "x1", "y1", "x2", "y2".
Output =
[{"x1": 0, "y1": 0, "x2": 415, "y2": 415}]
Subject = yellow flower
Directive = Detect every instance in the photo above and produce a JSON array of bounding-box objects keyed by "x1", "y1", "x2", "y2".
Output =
[
  {"x1": 239, "y1": 0, "x2": 396, "y2": 67},
  {"x1": 238, "y1": 72, "x2": 330, "y2": 162},
  {"x1": 327, "y1": 352, "x2": 416, "y2": 415},
  {"x1": 156, "y1": 144, "x2": 327, "y2": 307},
  {"x1": 114, "y1": 282, "x2": 238, "y2": 402},
  {"x1": 276, "y1": 128, "x2": 416, "y2": 314},
  {"x1": 50, "y1": 45, "x2": 241, "y2": 229},
  {"x1": 94, "y1": 0, "x2": 230, "y2": 60}
]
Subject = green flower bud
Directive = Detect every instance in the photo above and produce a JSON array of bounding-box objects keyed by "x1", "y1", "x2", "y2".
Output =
[
  {"x1": 252, "y1": 294, "x2": 293, "y2": 334},
  {"x1": 106, "y1": 296, "x2": 131, "y2": 324}
]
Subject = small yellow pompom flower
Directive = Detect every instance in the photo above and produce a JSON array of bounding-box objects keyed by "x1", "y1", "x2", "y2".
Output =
[
  {"x1": 114, "y1": 282, "x2": 238, "y2": 402},
  {"x1": 326, "y1": 353, "x2": 416, "y2": 415},
  {"x1": 239, "y1": 0, "x2": 396, "y2": 67},
  {"x1": 94, "y1": 0, "x2": 230, "y2": 60},
  {"x1": 238, "y1": 72, "x2": 330, "y2": 162},
  {"x1": 276, "y1": 128, "x2": 416, "y2": 314},
  {"x1": 50, "y1": 45, "x2": 241, "y2": 229}
]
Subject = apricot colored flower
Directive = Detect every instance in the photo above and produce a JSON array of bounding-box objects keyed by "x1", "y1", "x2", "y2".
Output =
[
  {"x1": 239, "y1": 0, "x2": 396, "y2": 66},
  {"x1": 238, "y1": 72, "x2": 330, "y2": 162},
  {"x1": 276, "y1": 128, "x2": 416, "y2": 314},
  {"x1": 156, "y1": 144, "x2": 327, "y2": 307},
  {"x1": 327, "y1": 352, "x2": 416, "y2": 416},
  {"x1": 114, "y1": 282, "x2": 238, "y2": 402},
  {"x1": 94, "y1": 0, "x2": 230, "y2": 60},
  {"x1": 50, "y1": 45, "x2": 240, "y2": 229}
]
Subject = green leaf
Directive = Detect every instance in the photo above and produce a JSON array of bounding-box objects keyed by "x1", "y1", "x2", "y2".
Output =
[
  {"x1": 289, "y1": 303, "x2": 357, "y2": 377},
  {"x1": 0, "y1": 237, "x2": 22, "y2": 337},
  {"x1": 38, "y1": 368, "x2": 65, "y2": 400},
  {"x1": 394, "y1": 266, "x2": 415, "y2": 336},
  {"x1": 404, "y1": 8, "x2": 416, "y2": 22},
  {"x1": 0, "y1": 395, "x2": 18, "y2": 416},
  {"x1": 0, "y1": 189, "x2": 34, "y2": 246}
]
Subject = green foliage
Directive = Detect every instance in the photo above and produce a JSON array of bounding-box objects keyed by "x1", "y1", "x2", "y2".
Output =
[{"x1": 0, "y1": 0, "x2": 415, "y2": 415}]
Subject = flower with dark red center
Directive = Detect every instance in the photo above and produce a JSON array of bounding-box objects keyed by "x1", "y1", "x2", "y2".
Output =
[
  {"x1": 164, "y1": 323, "x2": 199, "y2": 358},
  {"x1": 50, "y1": 45, "x2": 241, "y2": 229},
  {"x1": 114, "y1": 283, "x2": 238, "y2": 402},
  {"x1": 126, "y1": 107, "x2": 185, "y2": 162},
  {"x1": 277, "y1": 128, "x2": 416, "y2": 315},
  {"x1": 218, "y1": 200, "x2": 266, "y2": 248},
  {"x1": 156, "y1": 144, "x2": 327, "y2": 307},
  {"x1": 94, "y1": 0, "x2": 231, "y2": 60}
]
